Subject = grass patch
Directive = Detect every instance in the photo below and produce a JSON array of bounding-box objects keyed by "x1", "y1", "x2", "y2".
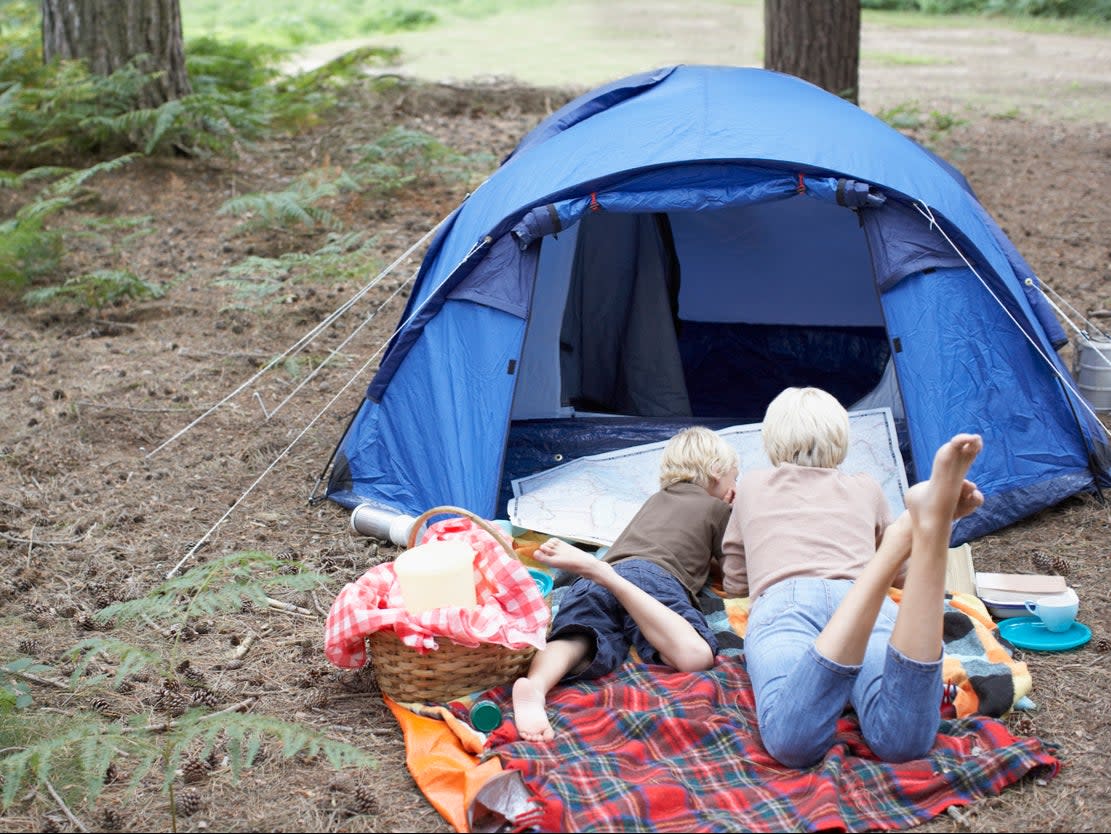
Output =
[
  {"x1": 180, "y1": 0, "x2": 552, "y2": 49},
  {"x1": 865, "y1": 51, "x2": 956, "y2": 65},
  {"x1": 863, "y1": 6, "x2": 1111, "y2": 33}
]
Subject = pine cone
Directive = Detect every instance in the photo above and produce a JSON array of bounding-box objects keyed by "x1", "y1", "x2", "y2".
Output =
[
  {"x1": 190, "y1": 689, "x2": 219, "y2": 709},
  {"x1": 176, "y1": 788, "x2": 203, "y2": 816},
  {"x1": 1031, "y1": 551, "x2": 1053, "y2": 573},
  {"x1": 1095, "y1": 636, "x2": 1111, "y2": 653},
  {"x1": 177, "y1": 660, "x2": 206, "y2": 686},
  {"x1": 17, "y1": 638, "x2": 38, "y2": 656},
  {"x1": 182, "y1": 757, "x2": 209, "y2": 784},
  {"x1": 351, "y1": 784, "x2": 378, "y2": 815},
  {"x1": 1011, "y1": 714, "x2": 1036, "y2": 737},
  {"x1": 1051, "y1": 554, "x2": 1071, "y2": 576},
  {"x1": 91, "y1": 696, "x2": 121, "y2": 718},
  {"x1": 175, "y1": 624, "x2": 200, "y2": 642},
  {"x1": 157, "y1": 688, "x2": 190, "y2": 717},
  {"x1": 76, "y1": 612, "x2": 107, "y2": 631},
  {"x1": 99, "y1": 808, "x2": 124, "y2": 832},
  {"x1": 39, "y1": 816, "x2": 61, "y2": 833},
  {"x1": 30, "y1": 606, "x2": 54, "y2": 628}
]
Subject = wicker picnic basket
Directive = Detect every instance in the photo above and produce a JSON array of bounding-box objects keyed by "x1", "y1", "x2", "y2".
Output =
[{"x1": 366, "y1": 506, "x2": 548, "y2": 704}]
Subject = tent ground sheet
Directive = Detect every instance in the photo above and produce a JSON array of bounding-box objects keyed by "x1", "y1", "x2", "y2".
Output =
[{"x1": 384, "y1": 586, "x2": 1055, "y2": 832}]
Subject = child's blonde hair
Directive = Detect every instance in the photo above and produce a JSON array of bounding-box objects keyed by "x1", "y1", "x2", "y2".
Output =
[
  {"x1": 762, "y1": 387, "x2": 849, "y2": 469},
  {"x1": 658, "y1": 426, "x2": 739, "y2": 489}
]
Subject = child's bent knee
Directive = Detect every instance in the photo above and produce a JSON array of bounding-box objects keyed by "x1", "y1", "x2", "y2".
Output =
[
  {"x1": 663, "y1": 639, "x2": 715, "y2": 673},
  {"x1": 757, "y1": 707, "x2": 836, "y2": 769}
]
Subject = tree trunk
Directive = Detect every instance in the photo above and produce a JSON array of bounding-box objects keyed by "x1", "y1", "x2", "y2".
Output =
[
  {"x1": 41, "y1": 0, "x2": 192, "y2": 107},
  {"x1": 764, "y1": 0, "x2": 860, "y2": 104}
]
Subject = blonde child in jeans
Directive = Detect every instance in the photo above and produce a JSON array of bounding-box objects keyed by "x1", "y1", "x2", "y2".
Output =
[
  {"x1": 512, "y1": 426, "x2": 739, "y2": 742},
  {"x1": 723, "y1": 386, "x2": 983, "y2": 767}
]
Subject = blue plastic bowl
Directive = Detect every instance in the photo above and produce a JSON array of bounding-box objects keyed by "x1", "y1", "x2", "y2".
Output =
[{"x1": 528, "y1": 567, "x2": 554, "y2": 598}]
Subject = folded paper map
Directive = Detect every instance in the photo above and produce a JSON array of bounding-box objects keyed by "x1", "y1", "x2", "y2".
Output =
[{"x1": 509, "y1": 408, "x2": 908, "y2": 546}]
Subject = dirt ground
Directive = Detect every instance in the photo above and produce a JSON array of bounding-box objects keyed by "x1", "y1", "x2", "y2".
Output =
[{"x1": 2, "y1": 10, "x2": 1111, "y2": 834}]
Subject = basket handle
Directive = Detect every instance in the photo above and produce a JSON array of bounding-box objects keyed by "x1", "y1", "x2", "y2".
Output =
[{"x1": 406, "y1": 505, "x2": 519, "y2": 562}]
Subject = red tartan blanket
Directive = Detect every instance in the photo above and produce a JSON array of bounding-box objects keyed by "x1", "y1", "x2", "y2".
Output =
[{"x1": 479, "y1": 660, "x2": 1058, "y2": 832}]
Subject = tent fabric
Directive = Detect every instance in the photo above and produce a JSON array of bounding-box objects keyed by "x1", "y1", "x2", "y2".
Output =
[{"x1": 326, "y1": 64, "x2": 1111, "y2": 543}]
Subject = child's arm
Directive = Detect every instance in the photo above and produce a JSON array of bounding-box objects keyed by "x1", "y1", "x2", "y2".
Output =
[{"x1": 720, "y1": 507, "x2": 750, "y2": 597}]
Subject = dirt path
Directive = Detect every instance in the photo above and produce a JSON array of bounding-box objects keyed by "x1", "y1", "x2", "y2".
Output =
[{"x1": 290, "y1": 1, "x2": 1111, "y2": 122}]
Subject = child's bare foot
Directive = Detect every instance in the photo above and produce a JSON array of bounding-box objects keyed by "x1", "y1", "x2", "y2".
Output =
[
  {"x1": 953, "y1": 478, "x2": 984, "y2": 521},
  {"x1": 905, "y1": 434, "x2": 983, "y2": 536},
  {"x1": 512, "y1": 678, "x2": 555, "y2": 742},
  {"x1": 534, "y1": 538, "x2": 608, "y2": 579}
]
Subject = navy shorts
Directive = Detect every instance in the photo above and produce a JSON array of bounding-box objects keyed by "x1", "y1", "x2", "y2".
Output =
[{"x1": 550, "y1": 558, "x2": 719, "y2": 682}]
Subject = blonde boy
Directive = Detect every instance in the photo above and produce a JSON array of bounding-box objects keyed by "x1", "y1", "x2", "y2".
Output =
[
  {"x1": 722, "y1": 386, "x2": 984, "y2": 767},
  {"x1": 512, "y1": 426, "x2": 739, "y2": 742}
]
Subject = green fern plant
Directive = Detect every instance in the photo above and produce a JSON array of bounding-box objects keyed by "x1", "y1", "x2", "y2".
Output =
[
  {"x1": 90, "y1": 551, "x2": 326, "y2": 634},
  {"x1": 218, "y1": 167, "x2": 360, "y2": 233},
  {"x1": 0, "y1": 657, "x2": 56, "y2": 710},
  {"x1": 22, "y1": 268, "x2": 164, "y2": 311},
  {"x1": 218, "y1": 230, "x2": 378, "y2": 300},
  {"x1": 0, "y1": 552, "x2": 375, "y2": 814},
  {"x1": 0, "y1": 701, "x2": 375, "y2": 811},
  {"x1": 0, "y1": 155, "x2": 137, "y2": 292},
  {"x1": 353, "y1": 126, "x2": 494, "y2": 196}
]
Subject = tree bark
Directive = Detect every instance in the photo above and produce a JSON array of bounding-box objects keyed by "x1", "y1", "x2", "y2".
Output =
[
  {"x1": 764, "y1": 0, "x2": 860, "y2": 104},
  {"x1": 41, "y1": 0, "x2": 192, "y2": 106}
]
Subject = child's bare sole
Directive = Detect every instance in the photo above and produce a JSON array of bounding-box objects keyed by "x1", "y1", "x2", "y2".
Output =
[
  {"x1": 536, "y1": 538, "x2": 602, "y2": 576},
  {"x1": 906, "y1": 434, "x2": 983, "y2": 532},
  {"x1": 512, "y1": 678, "x2": 555, "y2": 742}
]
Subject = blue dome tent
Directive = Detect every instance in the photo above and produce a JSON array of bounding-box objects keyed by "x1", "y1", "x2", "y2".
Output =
[{"x1": 322, "y1": 65, "x2": 1110, "y2": 544}]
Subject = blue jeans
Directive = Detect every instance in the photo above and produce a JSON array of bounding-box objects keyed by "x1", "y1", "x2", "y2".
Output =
[
  {"x1": 744, "y1": 577, "x2": 943, "y2": 768},
  {"x1": 550, "y1": 559, "x2": 719, "y2": 683}
]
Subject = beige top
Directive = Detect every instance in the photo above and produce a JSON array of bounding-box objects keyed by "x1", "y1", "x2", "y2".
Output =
[
  {"x1": 605, "y1": 482, "x2": 733, "y2": 601},
  {"x1": 721, "y1": 463, "x2": 893, "y2": 600}
]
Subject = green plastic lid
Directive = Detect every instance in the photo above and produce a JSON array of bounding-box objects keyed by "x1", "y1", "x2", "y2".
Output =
[{"x1": 469, "y1": 699, "x2": 502, "y2": 732}]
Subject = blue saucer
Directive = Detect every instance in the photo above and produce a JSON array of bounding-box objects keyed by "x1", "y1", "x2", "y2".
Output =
[{"x1": 997, "y1": 616, "x2": 1091, "y2": 651}]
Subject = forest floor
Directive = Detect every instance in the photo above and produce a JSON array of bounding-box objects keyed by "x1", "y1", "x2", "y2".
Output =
[{"x1": 2, "y1": 6, "x2": 1111, "y2": 833}]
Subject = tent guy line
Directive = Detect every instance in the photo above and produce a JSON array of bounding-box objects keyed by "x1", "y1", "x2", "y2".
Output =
[
  {"x1": 142, "y1": 212, "x2": 450, "y2": 460},
  {"x1": 164, "y1": 212, "x2": 505, "y2": 575},
  {"x1": 912, "y1": 201, "x2": 1111, "y2": 437},
  {"x1": 163, "y1": 267, "x2": 419, "y2": 579}
]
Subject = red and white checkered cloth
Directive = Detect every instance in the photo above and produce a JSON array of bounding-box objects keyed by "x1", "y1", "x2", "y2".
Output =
[{"x1": 324, "y1": 517, "x2": 551, "y2": 669}]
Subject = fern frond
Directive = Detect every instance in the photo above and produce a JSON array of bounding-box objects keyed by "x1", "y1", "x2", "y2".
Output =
[
  {"x1": 0, "y1": 714, "x2": 141, "y2": 808},
  {"x1": 66, "y1": 637, "x2": 166, "y2": 684},
  {"x1": 14, "y1": 194, "x2": 71, "y2": 223},
  {"x1": 0, "y1": 165, "x2": 72, "y2": 189},
  {"x1": 217, "y1": 168, "x2": 354, "y2": 232},
  {"x1": 187, "y1": 711, "x2": 374, "y2": 774},
  {"x1": 79, "y1": 731, "x2": 116, "y2": 801},
  {"x1": 97, "y1": 551, "x2": 327, "y2": 626},
  {"x1": 0, "y1": 657, "x2": 56, "y2": 709},
  {"x1": 48, "y1": 153, "x2": 138, "y2": 195},
  {"x1": 22, "y1": 269, "x2": 164, "y2": 310},
  {"x1": 141, "y1": 99, "x2": 182, "y2": 153}
]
